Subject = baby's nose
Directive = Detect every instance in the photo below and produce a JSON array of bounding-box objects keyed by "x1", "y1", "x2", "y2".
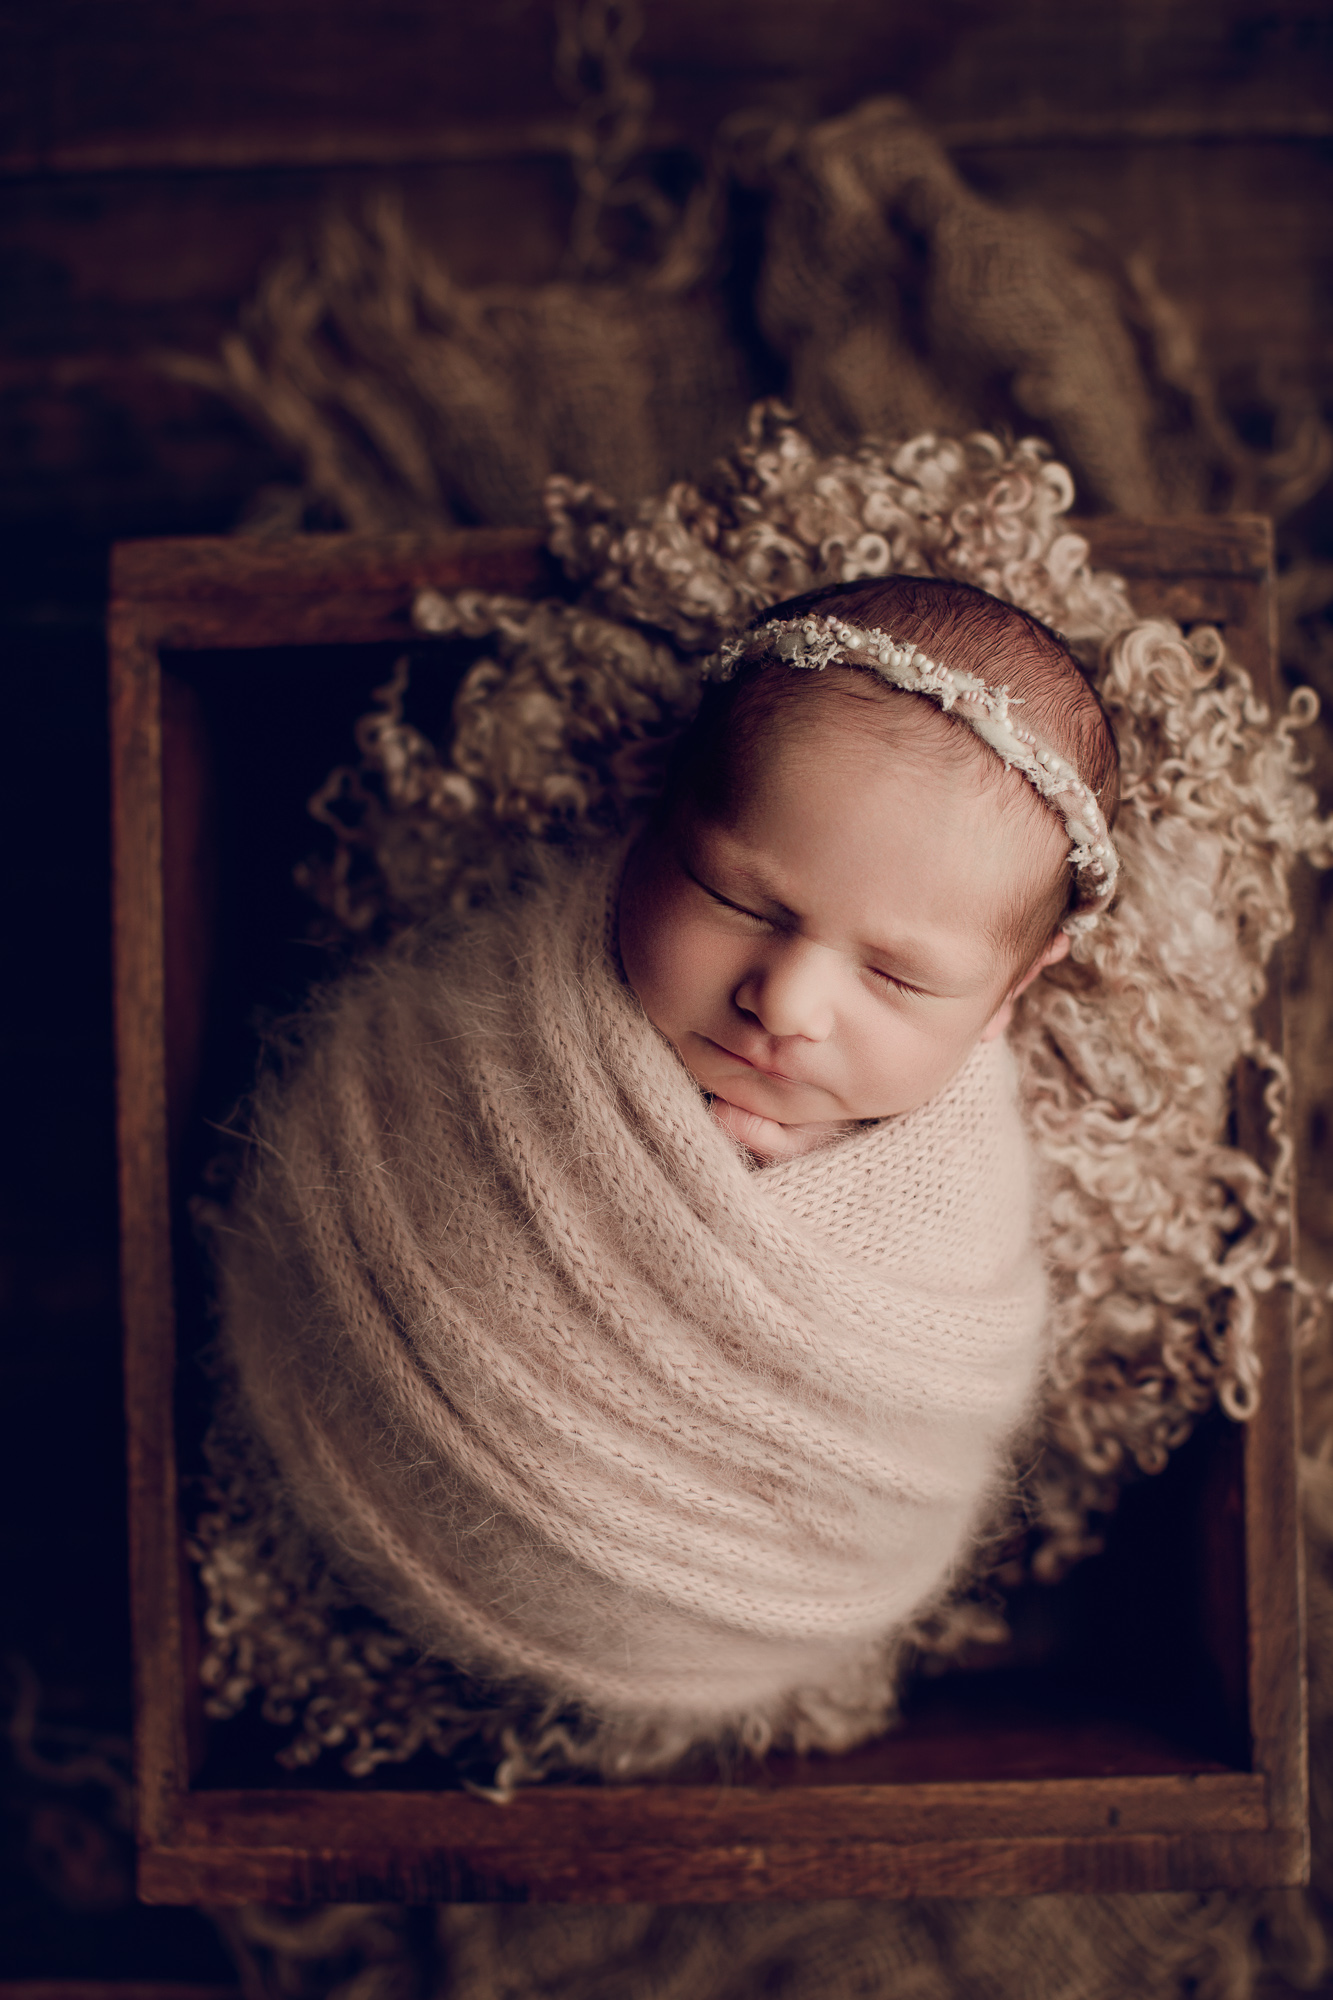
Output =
[{"x1": 735, "y1": 944, "x2": 835, "y2": 1042}]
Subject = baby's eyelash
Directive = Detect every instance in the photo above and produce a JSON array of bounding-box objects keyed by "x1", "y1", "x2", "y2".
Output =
[
  {"x1": 688, "y1": 876, "x2": 928, "y2": 1000},
  {"x1": 869, "y1": 967, "x2": 924, "y2": 997},
  {"x1": 693, "y1": 873, "x2": 770, "y2": 924},
  {"x1": 719, "y1": 897, "x2": 772, "y2": 926},
  {"x1": 694, "y1": 872, "x2": 926, "y2": 993}
]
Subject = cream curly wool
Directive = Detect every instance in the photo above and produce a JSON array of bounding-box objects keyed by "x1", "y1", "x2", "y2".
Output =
[{"x1": 219, "y1": 843, "x2": 1045, "y2": 1731}]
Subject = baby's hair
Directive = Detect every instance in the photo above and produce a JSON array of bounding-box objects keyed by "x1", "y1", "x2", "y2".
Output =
[{"x1": 664, "y1": 575, "x2": 1121, "y2": 974}]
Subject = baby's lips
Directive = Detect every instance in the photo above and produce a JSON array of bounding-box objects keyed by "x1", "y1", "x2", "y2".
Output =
[{"x1": 708, "y1": 1035, "x2": 793, "y2": 1081}]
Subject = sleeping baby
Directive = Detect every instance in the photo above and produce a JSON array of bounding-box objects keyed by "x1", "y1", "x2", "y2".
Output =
[
  {"x1": 621, "y1": 573, "x2": 1117, "y2": 1166},
  {"x1": 217, "y1": 571, "x2": 1120, "y2": 1766}
]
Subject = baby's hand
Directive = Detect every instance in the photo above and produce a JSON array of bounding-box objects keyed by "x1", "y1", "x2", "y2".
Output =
[{"x1": 708, "y1": 1096, "x2": 848, "y2": 1165}]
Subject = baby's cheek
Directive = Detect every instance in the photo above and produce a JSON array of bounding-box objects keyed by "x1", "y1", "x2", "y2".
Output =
[
  {"x1": 654, "y1": 916, "x2": 723, "y2": 1014},
  {"x1": 624, "y1": 920, "x2": 710, "y2": 1069},
  {"x1": 619, "y1": 878, "x2": 678, "y2": 1014},
  {"x1": 849, "y1": 1014, "x2": 950, "y2": 1119}
]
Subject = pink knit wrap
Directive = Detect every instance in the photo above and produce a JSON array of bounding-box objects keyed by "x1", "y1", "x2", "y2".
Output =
[{"x1": 219, "y1": 843, "x2": 1047, "y2": 1733}]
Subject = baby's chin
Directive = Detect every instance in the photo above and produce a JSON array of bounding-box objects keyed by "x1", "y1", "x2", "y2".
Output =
[{"x1": 708, "y1": 1095, "x2": 850, "y2": 1164}]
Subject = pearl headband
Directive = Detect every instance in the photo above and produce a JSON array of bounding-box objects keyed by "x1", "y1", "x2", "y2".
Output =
[{"x1": 705, "y1": 614, "x2": 1119, "y2": 934}]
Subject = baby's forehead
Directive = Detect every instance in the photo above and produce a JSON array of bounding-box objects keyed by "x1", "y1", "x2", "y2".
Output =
[
  {"x1": 692, "y1": 675, "x2": 1068, "y2": 956},
  {"x1": 693, "y1": 693, "x2": 1058, "y2": 863},
  {"x1": 717, "y1": 665, "x2": 1004, "y2": 791}
]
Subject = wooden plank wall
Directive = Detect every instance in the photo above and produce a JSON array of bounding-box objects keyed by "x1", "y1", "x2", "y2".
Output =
[{"x1": 1, "y1": 0, "x2": 1330, "y2": 544}]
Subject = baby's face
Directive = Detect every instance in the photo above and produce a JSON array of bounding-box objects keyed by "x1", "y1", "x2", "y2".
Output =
[{"x1": 618, "y1": 694, "x2": 1068, "y2": 1162}]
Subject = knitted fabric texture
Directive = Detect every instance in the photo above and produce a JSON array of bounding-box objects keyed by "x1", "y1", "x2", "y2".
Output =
[{"x1": 217, "y1": 842, "x2": 1046, "y2": 1740}]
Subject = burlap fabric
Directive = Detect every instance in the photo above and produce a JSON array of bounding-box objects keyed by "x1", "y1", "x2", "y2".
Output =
[{"x1": 168, "y1": 97, "x2": 1326, "y2": 534}]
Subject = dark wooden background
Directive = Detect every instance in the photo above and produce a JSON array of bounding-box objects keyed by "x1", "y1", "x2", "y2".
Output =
[{"x1": 2, "y1": 0, "x2": 1330, "y2": 1981}]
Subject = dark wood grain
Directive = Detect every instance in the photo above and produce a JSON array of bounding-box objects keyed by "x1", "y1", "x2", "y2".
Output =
[
  {"x1": 108, "y1": 605, "x2": 192, "y2": 1846},
  {"x1": 1243, "y1": 1281, "x2": 1309, "y2": 1866},
  {"x1": 110, "y1": 529, "x2": 555, "y2": 603},
  {"x1": 110, "y1": 531, "x2": 557, "y2": 651},
  {"x1": 1077, "y1": 515, "x2": 1274, "y2": 578},
  {"x1": 0, "y1": 1987, "x2": 239, "y2": 2000},
  {"x1": 110, "y1": 519, "x2": 1308, "y2": 1904},
  {"x1": 138, "y1": 1827, "x2": 1307, "y2": 1907},
  {"x1": 1234, "y1": 997, "x2": 1309, "y2": 1861},
  {"x1": 7, "y1": 0, "x2": 1329, "y2": 174},
  {"x1": 177, "y1": 1772, "x2": 1268, "y2": 1848}
]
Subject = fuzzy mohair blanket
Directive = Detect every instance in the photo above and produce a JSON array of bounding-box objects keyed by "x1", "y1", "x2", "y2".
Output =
[{"x1": 217, "y1": 837, "x2": 1046, "y2": 1752}]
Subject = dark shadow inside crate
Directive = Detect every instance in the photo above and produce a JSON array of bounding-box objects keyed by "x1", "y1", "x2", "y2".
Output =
[{"x1": 159, "y1": 640, "x2": 1253, "y2": 1796}]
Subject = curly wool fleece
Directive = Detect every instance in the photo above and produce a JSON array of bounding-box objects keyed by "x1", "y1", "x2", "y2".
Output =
[{"x1": 219, "y1": 844, "x2": 1046, "y2": 1739}]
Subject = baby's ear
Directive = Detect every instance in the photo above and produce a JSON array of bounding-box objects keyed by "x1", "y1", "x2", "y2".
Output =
[{"x1": 979, "y1": 932, "x2": 1071, "y2": 1044}]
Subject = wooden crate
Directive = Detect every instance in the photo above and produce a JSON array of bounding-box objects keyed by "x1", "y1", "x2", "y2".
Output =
[{"x1": 110, "y1": 517, "x2": 1307, "y2": 1905}]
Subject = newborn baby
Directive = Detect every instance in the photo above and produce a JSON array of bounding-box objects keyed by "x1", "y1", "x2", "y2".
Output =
[
  {"x1": 214, "y1": 572, "x2": 1120, "y2": 1761},
  {"x1": 621, "y1": 573, "x2": 1117, "y2": 1162}
]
